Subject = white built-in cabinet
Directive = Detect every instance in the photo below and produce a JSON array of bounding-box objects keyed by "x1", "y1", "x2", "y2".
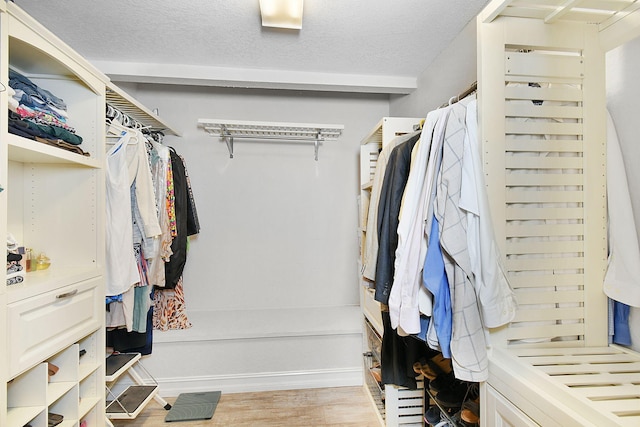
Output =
[
  {"x1": 358, "y1": 117, "x2": 424, "y2": 427},
  {"x1": 0, "y1": 3, "x2": 177, "y2": 427},
  {"x1": 1, "y1": 3, "x2": 107, "y2": 427}
]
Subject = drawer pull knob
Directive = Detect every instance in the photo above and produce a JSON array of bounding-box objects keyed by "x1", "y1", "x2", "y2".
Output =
[{"x1": 56, "y1": 289, "x2": 78, "y2": 299}]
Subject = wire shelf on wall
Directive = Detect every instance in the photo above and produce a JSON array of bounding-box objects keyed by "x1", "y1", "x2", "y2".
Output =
[{"x1": 198, "y1": 118, "x2": 344, "y2": 160}]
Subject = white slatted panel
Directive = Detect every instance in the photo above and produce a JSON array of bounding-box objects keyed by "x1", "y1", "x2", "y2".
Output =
[
  {"x1": 384, "y1": 380, "x2": 426, "y2": 427},
  {"x1": 479, "y1": 15, "x2": 607, "y2": 348},
  {"x1": 512, "y1": 346, "x2": 640, "y2": 422},
  {"x1": 477, "y1": 6, "x2": 639, "y2": 426},
  {"x1": 504, "y1": 48, "x2": 588, "y2": 344}
]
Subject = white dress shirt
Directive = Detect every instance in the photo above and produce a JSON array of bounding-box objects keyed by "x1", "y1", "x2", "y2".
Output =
[{"x1": 604, "y1": 111, "x2": 640, "y2": 307}]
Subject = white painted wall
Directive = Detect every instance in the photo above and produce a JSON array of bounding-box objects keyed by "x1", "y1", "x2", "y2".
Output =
[
  {"x1": 390, "y1": 19, "x2": 477, "y2": 117},
  {"x1": 127, "y1": 85, "x2": 389, "y2": 313},
  {"x1": 109, "y1": 84, "x2": 390, "y2": 393},
  {"x1": 606, "y1": 38, "x2": 640, "y2": 353}
]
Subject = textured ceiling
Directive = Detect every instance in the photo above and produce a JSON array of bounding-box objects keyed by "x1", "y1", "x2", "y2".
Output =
[{"x1": 13, "y1": 0, "x2": 490, "y2": 92}]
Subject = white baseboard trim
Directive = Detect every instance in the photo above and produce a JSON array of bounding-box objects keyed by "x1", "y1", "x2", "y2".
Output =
[{"x1": 154, "y1": 367, "x2": 364, "y2": 397}]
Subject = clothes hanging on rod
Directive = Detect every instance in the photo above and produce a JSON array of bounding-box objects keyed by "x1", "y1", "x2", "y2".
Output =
[
  {"x1": 105, "y1": 131, "x2": 141, "y2": 298},
  {"x1": 604, "y1": 111, "x2": 640, "y2": 346},
  {"x1": 152, "y1": 148, "x2": 200, "y2": 331},
  {"x1": 438, "y1": 82, "x2": 478, "y2": 109},
  {"x1": 105, "y1": 125, "x2": 160, "y2": 341},
  {"x1": 364, "y1": 89, "x2": 516, "y2": 387},
  {"x1": 362, "y1": 130, "x2": 421, "y2": 282},
  {"x1": 105, "y1": 110, "x2": 201, "y2": 349},
  {"x1": 107, "y1": 102, "x2": 149, "y2": 131}
]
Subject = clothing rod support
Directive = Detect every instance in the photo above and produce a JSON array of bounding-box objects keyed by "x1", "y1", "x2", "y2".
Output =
[
  {"x1": 225, "y1": 136, "x2": 234, "y2": 159},
  {"x1": 218, "y1": 133, "x2": 325, "y2": 160},
  {"x1": 314, "y1": 130, "x2": 321, "y2": 161}
]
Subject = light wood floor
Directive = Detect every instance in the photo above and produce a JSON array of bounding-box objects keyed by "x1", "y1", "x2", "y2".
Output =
[{"x1": 111, "y1": 386, "x2": 383, "y2": 427}]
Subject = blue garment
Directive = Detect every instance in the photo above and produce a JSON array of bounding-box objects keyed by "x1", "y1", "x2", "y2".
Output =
[
  {"x1": 422, "y1": 215, "x2": 452, "y2": 358},
  {"x1": 9, "y1": 69, "x2": 67, "y2": 110},
  {"x1": 415, "y1": 314, "x2": 430, "y2": 342},
  {"x1": 613, "y1": 301, "x2": 631, "y2": 346},
  {"x1": 105, "y1": 294, "x2": 123, "y2": 305}
]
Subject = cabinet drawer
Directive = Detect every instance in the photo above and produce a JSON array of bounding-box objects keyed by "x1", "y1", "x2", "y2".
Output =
[
  {"x1": 484, "y1": 384, "x2": 540, "y2": 427},
  {"x1": 7, "y1": 277, "x2": 102, "y2": 377}
]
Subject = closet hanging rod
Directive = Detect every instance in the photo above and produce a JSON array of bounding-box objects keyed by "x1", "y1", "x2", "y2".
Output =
[
  {"x1": 198, "y1": 119, "x2": 344, "y2": 161},
  {"x1": 106, "y1": 103, "x2": 147, "y2": 131},
  {"x1": 439, "y1": 81, "x2": 478, "y2": 108},
  {"x1": 106, "y1": 84, "x2": 181, "y2": 136}
]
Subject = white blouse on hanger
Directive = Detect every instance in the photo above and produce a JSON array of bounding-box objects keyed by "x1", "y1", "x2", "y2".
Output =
[{"x1": 105, "y1": 132, "x2": 140, "y2": 297}]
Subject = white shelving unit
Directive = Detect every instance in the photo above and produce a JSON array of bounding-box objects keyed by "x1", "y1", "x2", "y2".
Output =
[
  {"x1": 1, "y1": 2, "x2": 108, "y2": 426},
  {"x1": 358, "y1": 117, "x2": 424, "y2": 427},
  {"x1": 0, "y1": 3, "x2": 180, "y2": 427}
]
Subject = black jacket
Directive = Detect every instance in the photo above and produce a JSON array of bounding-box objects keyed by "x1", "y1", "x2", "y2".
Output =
[{"x1": 374, "y1": 133, "x2": 420, "y2": 304}]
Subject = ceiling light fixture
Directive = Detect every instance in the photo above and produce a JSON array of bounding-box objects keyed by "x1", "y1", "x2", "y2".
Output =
[{"x1": 259, "y1": 0, "x2": 303, "y2": 30}]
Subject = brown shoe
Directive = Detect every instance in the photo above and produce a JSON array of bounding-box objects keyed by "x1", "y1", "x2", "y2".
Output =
[
  {"x1": 47, "y1": 362, "x2": 59, "y2": 380},
  {"x1": 430, "y1": 353, "x2": 453, "y2": 374},
  {"x1": 460, "y1": 397, "x2": 480, "y2": 425},
  {"x1": 370, "y1": 367, "x2": 382, "y2": 383}
]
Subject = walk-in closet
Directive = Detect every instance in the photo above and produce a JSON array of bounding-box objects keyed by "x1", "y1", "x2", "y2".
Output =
[{"x1": 2, "y1": 1, "x2": 640, "y2": 426}]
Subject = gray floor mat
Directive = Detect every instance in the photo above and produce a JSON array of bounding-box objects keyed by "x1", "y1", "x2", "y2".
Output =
[{"x1": 164, "y1": 391, "x2": 221, "y2": 422}]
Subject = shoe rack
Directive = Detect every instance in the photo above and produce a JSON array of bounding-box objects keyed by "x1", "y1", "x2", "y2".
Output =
[
  {"x1": 7, "y1": 332, "x2": 103, "y2": 427},
  {"x1": 105, "y1": 352, "x2": 171, "y2": 422}
]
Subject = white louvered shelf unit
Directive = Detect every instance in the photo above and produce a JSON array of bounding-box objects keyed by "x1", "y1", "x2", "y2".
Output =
[
  {"x1": 198, "y1": 118, "x2": 344, "y2": 160},
  {"x1": 478, "y1": 1, "x2": 640, "y2": 426}
]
